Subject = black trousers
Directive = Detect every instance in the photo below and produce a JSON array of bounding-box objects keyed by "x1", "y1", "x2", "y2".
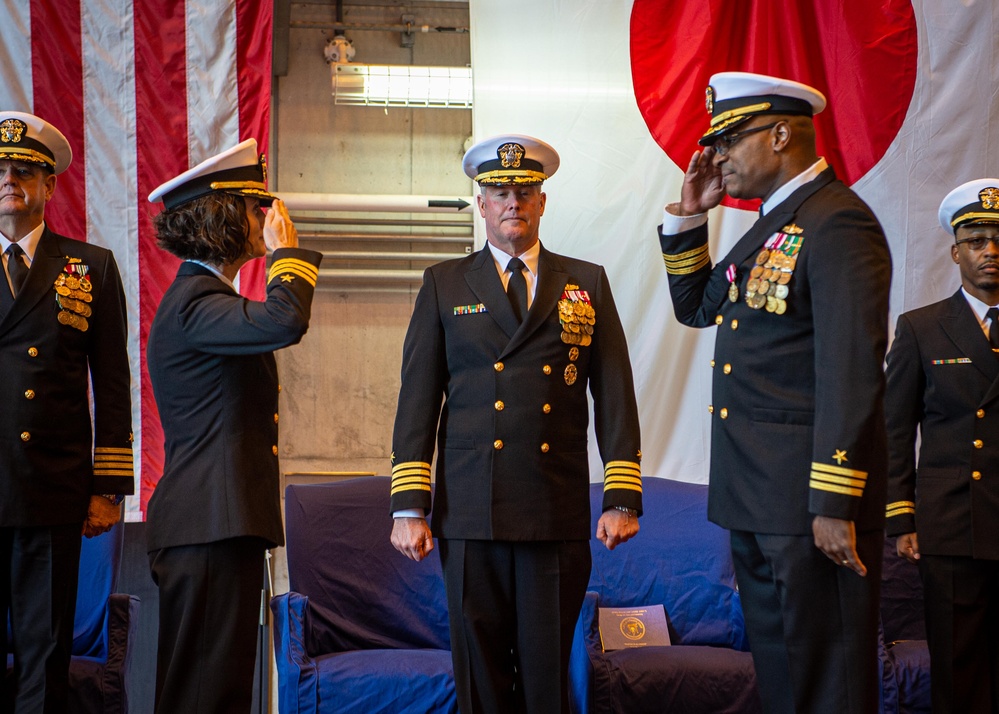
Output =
[
  {"x1": 0, "y1": 524, "x2": 82, "y2": 714},
  {"x1": 919, "y1": 554, "x2": 999, "y2": 714},
  {"x1": 730, "y1": 529, "x2": 882, "y2": 714},
  {"x1": 149, "y1": 537, "x2": 266, "y2": 714},
  {"x1": 439, "y1": 538, "x2": 591, "y2": 714}
]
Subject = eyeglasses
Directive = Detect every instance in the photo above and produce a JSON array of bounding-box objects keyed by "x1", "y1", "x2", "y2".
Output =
[
  {"x1": 712, "y1": 122, "x2": 780, "y2": 156},
  {"x1": 955, "y1": 236, "x2": 999, "y2": 250}
]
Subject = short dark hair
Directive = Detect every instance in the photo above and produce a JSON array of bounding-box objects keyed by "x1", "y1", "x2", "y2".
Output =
[{"x1": 153, "y1": 192, "x2": 249, "y2": 264}]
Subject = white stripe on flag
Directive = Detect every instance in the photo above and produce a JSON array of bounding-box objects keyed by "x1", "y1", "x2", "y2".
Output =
[
  {"x1": 82, "y1": 0, "x2": 143, "y2": 517},
  {"x1": 0, "y1": 3, "x2": 32, "y2": 110},
  {"x1": 186, "y1": 0, "x2": 241, "y2": 164}
]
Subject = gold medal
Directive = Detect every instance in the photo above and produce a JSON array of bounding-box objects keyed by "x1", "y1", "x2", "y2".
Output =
[
  {"x1": 728, "y1": 282, "x2": 739, "y2": 302},
  {"x1": 57, "y1": 310, "x2": 73, "y2": 325},
  {"x1": 564, "y1": 364, "x2": 578, "y2": 386},
  {"x1": 755, "y1": 250, "x2": 770, "y2": 265},
  {"x1": 568, "y1": 347, "x2": 579, "y2": 362},
  {"x1": 580, "y1": 334, "x2": 592, "y2": 347},
  {"x1": 750, "y1": 265, "x2": 763, "y2": 279},
  {"x1": 758, "y1": 279, "x2": 771, "y2": 294},
  {"x1": 777, "y1": 271, "x2": 792, "y2": 285},
  {"x1": 765, "y1": 296, "x2": 777, "y2": 313},
  {"x1": 775, "y1": 298, "x2": 787, "y2": 315},
  {"x1": 767, "y1": 283, "x2": 777, "y2": 297},
  {"x1": 65, "y1": 275, "x2": 81, "y2": 290},
  {"x1": 79, "y1": 277, "x2": 92, "y2": 293},
  {"x1": 56, "y1": 285, "x2": 71, "y2": 296},
  {"x1": 775, "y1": 284, "x2": 789, "y2": 299},
  {"x1": 748, "y1": 293, "x2": 766, "y2": 310},
  {"x1": 747, "y1": 278, "x2": 760, "y2": 293}
]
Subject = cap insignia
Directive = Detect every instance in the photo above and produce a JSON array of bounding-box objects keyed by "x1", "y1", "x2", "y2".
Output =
[
  {"x1": 980, "y1": 187, "x2": 999, "y2": 210},
  {"x1": 497, "y1": 142, "x2": 525, "y2": 169},
  {"x1": 260, "y1": 153, "x2": 268, "y2": 185},
  {"x1": 0, "y1": 118, "x2": 26, "y2": 144},
  {"x1": 705, "y1": 86, "x2": 715, "y2": 114}
]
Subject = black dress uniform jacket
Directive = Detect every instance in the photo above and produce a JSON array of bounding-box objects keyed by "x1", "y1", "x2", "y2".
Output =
[
  {"x1": 0, "y1": 227, "x2": 133, "y2": 526},
  {"x1": 146, "y1": 248, "x2": 322, "y2": 551},
  {"x1": 390, "y1": 243, "x2": 642, "y2": 539},
  {"x1": 659, "y1": 168, "x2": 891, "y2": 535},
  {"x1": 885, "y1": 290, "x2": 999, "y2": 559}
]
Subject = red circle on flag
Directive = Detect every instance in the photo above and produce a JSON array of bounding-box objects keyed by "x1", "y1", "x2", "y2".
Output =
[{"x1": 631, "y1": 0, "x2": 918, "y2": 209}]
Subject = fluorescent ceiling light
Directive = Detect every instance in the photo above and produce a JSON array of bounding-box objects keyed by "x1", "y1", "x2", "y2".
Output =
[{"x1": 333, "y1": 64, "x2": 473, "y2": 108}]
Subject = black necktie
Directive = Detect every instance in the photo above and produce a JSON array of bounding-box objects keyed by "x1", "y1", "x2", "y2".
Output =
[
  {"x1": 506, "y1": 257, "x2": 528, "y2": 322},
  {"x1": 987, "y1": 307, "x2": 999, "y2": 352},
  {"x1": 6, "y1": 244, "x2": 28, "y2": 297}
]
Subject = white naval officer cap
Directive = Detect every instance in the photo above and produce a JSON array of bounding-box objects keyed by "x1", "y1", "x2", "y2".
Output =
[
  {"x1": 938, "y1": 179, "x2": 999, "y2": 235},
  {"x1": 462, "y1": 134, "x2": 560, "y2": 186},
  {"x1": 148, "y1": 138, "x2": 275, "y2": 210},
  {"x1": 700, "y1": 72, "x2": 827, "y2": 146},
  {"x1": 0, "y1": 111, "x2": 72, "y2": 174}
]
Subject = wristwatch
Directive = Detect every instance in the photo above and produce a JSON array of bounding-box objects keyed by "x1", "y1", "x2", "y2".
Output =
[
  {"x1": 101, "y1": 494, "x2": 124, "y2": 506},
  {"x1": 613, "y1": 506, "x2": 637, "y2": 516}
]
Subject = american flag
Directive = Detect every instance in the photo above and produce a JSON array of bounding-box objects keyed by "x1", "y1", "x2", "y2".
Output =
[{"x1": 0, "y1": 0, "x2": 272, "y2": 518}]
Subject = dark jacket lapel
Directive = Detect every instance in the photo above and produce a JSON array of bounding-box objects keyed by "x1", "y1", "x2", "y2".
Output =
[
  {"x1": 0, "y1": 229, "x2": 70, "y2": 333},
  {"x1": 720, "y1": 167, "x2": 837, "y2": 270},
  {"x1": 939, "y1": 289, "x2": 999, "y2": 384},
  {"x1": 500, "y1": 245, "x2": 567, "y2": 358},
  {"x1": 464, "y1": 246, "x2": 521, "y2": 338}
]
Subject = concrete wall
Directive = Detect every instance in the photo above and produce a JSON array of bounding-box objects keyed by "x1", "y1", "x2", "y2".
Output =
[{"x1": 272, "y1": 0, "x2": 472, "y2": 479}]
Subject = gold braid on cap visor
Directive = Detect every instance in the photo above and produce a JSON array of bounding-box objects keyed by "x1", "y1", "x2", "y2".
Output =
[
  {"x1": 474, "y1": 169, "x2": 547, "y2": 185},
  {"x1": 0, "y1": 148, "x2": 55, "y2": 168}
]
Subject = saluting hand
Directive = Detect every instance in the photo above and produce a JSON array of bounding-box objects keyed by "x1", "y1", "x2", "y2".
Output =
[
  {"x1": 678, "y1": 146, "x2": 725, "y2": 216},
  {"x1": 597, "y1": 509, "x2": 639, "y2": 551},
  {"x1": 263, "y1": 199, "x2": 298, "y2": 251},
  {"x1": 391, "y1": 517, "x2": 434, "y2": 562}
]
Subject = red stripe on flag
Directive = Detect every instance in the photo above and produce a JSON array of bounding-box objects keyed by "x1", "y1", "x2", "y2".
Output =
[
  {"x1": 30, "y1": 0, "x2": 86, "y2": 240},
  {"x1": 134, "y1": 0, "x2": 189, "y2": 516},
  {"x1": 235, "y1": 0, "x2": 273, "y2": 301}
]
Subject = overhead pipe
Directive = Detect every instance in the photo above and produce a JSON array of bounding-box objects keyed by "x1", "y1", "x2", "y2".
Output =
[{"x1": 279, "y1": 192, "x2": 474, "y2": 214}]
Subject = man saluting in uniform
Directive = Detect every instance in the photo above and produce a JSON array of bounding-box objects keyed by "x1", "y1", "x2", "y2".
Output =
[
  {"x1": 656, "y1": 73, "x2": 891, "y2": 714},
  {"x1": 390, "y1": 134, "x2": 642, "y2": 714}
]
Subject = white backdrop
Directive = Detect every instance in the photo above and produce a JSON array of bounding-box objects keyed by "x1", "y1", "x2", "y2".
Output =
[{"x1": 468, "y1": 0, "x2": 999, "y2": 484}]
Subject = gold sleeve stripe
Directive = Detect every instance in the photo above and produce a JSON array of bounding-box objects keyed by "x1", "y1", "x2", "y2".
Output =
[
  {"x1": 605, "y1": 468, "x2": 641, "y2": 479},
  {"x1": 664, "y1": 252, "x2": 711, "y2": 275},
  {"x1": 886, "y1": 504, "x2": 915, "y2": 518},
  {"x1": 809, "y1": 472, "x2": 866, "y2": 490},
  {"x1": 604, "y1": 477, "x2": 643, "y2": 489},
  {"x1": 392, "y1": 461, "x2": 431, "y2": 475},
  {"x1": 662, "y1": 244, "x2": 709, "y2": 262},
  {"x1": 269, "y1": 265, "x2": 318, "y2": 288},
  {"x1": 270, "y1": 258, "x2": 319, "y2": 281},
  {"x1": 605, "y1": 460, "x2": 641, "y2": 470},
  {"x1": 391, "y1": 482, "x2": 432, "y2": 495},
  {"x1": 95, "y1": 454, "x2": 134, "y2": 463},
  {"x1": 663, "y1": 253, "x2": 709, "y2": 269},
  {"x1": 94, "y1": 469, "x2": 135, "y2": 477},
  {"x1": 391, "y1": 476, "x2": 431, "y2": 488},
  {"x1": 810, "y1": 462, "x2": 868, "y2": 480},
  {"x1": 809, "y1": 479, "x2": 863, "y2": 497},
  {"x1": 95, "y1": 447, "x2": 134, "y2": 455},
  {"x1": 886, "y1": 500, "x2": 915, "y2": 511},
  {"x1": 604, "y1": 481, "x2": 644, "y2": 494}
]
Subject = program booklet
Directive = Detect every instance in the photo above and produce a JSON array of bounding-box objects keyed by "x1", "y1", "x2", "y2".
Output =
[{"x1": 598, "y1": 604, "x2": 671, "y2": 651}]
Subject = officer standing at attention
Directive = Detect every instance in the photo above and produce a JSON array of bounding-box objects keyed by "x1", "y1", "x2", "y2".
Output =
[
  {"x1": 886, "y1": 179, "x2": 999, "y2": 714},
  {"x1": 0, "y1": 111, "x2": 133, "y2": 711},
  {"x1": 390, "y1": 134, "x2": 642, "y2": 714},
  {"x1": 657, "y1": 73, "x2": 892, "y2": 714}
]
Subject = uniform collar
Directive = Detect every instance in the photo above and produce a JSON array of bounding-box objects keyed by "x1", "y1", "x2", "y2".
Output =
[{"x1": 760, "y1": 158, "x2": 828, "y2": 216}]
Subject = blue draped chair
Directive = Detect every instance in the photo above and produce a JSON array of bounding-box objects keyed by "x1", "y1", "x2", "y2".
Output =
[
  {"x1": 272, "y1": 477, "x2": 456, "y2": 714},
  {"x1": 569, "y1": 477, "x2": 761, "y2": 714}
]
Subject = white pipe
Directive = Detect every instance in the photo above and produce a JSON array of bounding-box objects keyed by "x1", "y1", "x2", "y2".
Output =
[{"x1": 278, "y1": 192, "x2": 474, "y2": 214}]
